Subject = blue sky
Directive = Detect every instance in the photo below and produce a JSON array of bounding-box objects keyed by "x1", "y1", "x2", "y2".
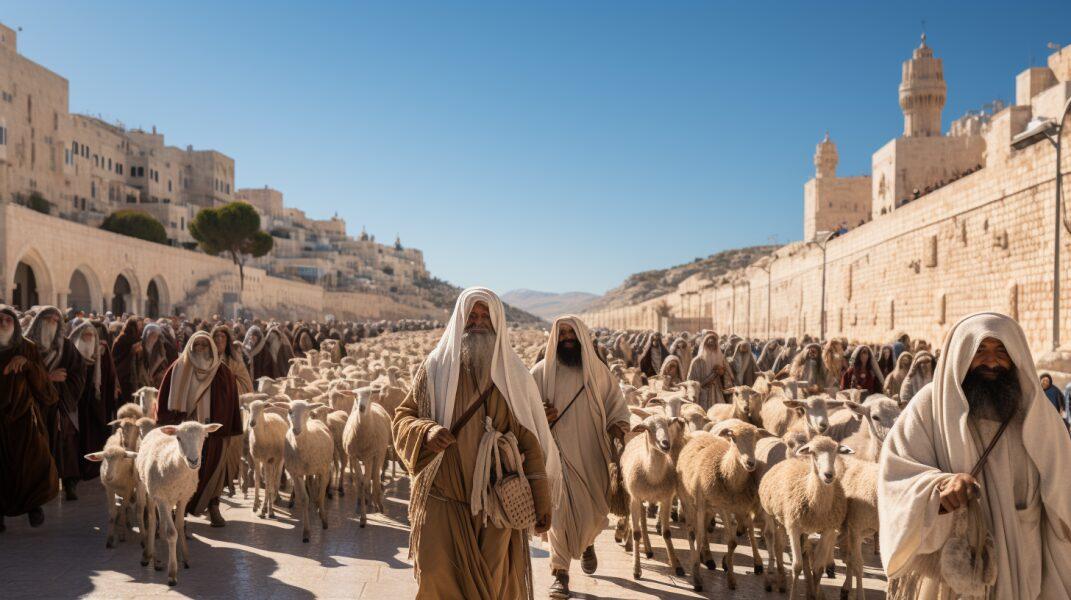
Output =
[{"x1": 7, "y1": 1, "x2": 1070, "y2": 294}]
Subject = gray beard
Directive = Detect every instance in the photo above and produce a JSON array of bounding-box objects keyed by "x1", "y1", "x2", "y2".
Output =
[
  {"x1": 461, "y1": 331, "x2": 495, "y2": 384},
  {"x1": 191, "y1": 351, "x2": 212, "y2": 370}
]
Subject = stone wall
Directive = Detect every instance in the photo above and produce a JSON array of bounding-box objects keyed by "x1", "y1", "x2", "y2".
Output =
[{"x1": 581, "y1": 106, "x2": 1071, "y2": 359}]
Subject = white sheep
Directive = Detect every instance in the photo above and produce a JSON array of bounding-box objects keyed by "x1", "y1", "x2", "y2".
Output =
[
  {"x1": 777, "y1": 394, "x2": 846, "y2": 439},
  {"x1": 837, "y1": 457, "x2": 879, "y2": 600},
  {"x1": 84, "y1": 434, "x2": 139, "y2": 548},
  {"x1": 247, "y1": 399, "x2": 289, "y2": 518},
  {"x1": 133, "y1": 386, "x2": 159, "y2": 419},
  {"x1": 707, "y1": 385, "x2": 763, "y2": 427},
  {"x1": 342, "y1": 386, "x2": 392, "y2": 527},
  {"x1": 836, "y1": 395, "x2": 902, "y2": 461},
  {"x1": 619, "y1": 406, "x2": 687, "y2": 579},
  {"x1": 758, "y1": 435, "x2": 852, "y2": 599},
  {"x1": 284, "y1": 399, "x2": 333, "y2": 542},
  {"x1": 135, "y1": 421, "x2": 221, "y2": 586}
]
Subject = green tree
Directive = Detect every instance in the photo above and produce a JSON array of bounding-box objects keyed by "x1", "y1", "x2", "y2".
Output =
[
  {"x1": 27, "y1": 191, "x2": 51, "y2": 215},
  {"x1": 100, "y1": 210, "x2": 168, "y2": 244},
  {"x1": 189, "y1": 201, "x2": 274, "y2": 292}
]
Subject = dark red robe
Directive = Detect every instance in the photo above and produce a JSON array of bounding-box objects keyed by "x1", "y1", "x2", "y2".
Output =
[
  {"x1": 0, "y1": 339, "x2": 59, "y2": 516},
  {"x1": 77, "y1": 346, "x2": 118, "y2": 480}
]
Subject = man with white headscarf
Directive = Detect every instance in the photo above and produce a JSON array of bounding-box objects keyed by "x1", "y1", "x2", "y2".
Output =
[
  {"x1": 731, "y1": 340, "x2": 758, "y2": 387},
  {"x1": 532, "y1": 316, "x2": 629, "y2": 598},
  {"x1": 156, "y1": 332, "x2": 242, "y2": 527},
  {"x1": 25, "y1": 306, "x2": 86, "y2": 500},
  {"x1": 133, "y1": 322, "x2": 169, "y2": 389},
  {"x1": 392, "y1": 287, "x2": 559, "y2": 599},
  {"x1": 69, "y1": 319, "x2": 118, "y2": 482},
  {"x1": 686, "y1": 332, "x2": 729, "y2": 409},
  {"x1": 878, "y1": 313, "x2": 1071, "y2": 598},
  {"x1": 899, "y1": 350, "x2": 935, "y2": 406}
]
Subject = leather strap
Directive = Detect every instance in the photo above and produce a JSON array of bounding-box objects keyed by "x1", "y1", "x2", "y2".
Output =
[
  {"x1": 450, "y1": 370, "x2": 493, "y2": 437},
  {"x1": 970, "y1": 416, "x2": 1013, "y2": 479},
  {"x1": 550, "y1": 385, "x2": 585, "y2": 430}
]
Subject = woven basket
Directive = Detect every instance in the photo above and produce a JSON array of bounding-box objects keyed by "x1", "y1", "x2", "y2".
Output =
[{"x1": 494, "y1": 473, "x2": 536, "y2": 530}]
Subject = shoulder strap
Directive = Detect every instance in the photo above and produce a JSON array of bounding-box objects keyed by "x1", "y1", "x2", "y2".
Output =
[
  {"x1": 969, "y1": 416, "x2": 1013, "y2": 479},
  {"x1": 450, "y1": 370, "x2": 494, "y2": 437},
  {"x1": 550, "y1": 385, "x2": 586, "y2": 430}
]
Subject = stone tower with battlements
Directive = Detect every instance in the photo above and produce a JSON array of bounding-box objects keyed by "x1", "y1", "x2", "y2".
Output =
[
  {"x1": 803, "y1": 133, "x2": 872, "y2": 241},
  {"x1": 899, "y1": 34, "x2": 947, "y2": 138}
]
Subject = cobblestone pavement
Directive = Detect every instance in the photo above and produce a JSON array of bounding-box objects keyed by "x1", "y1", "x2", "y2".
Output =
[{"x1": 0, "y1": 474, "x2": 887, "y2": 599}]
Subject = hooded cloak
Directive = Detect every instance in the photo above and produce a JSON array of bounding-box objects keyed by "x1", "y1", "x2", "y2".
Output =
[
  {"x1": 900, "y1": 351, "x2": 935, "y2": 406},
  {"x1": 731, "y1": 340, "x2": 758, "y2": 387},
  {"x1": 841, "y1": 344, "x2": 884, "y2": 397},
  {"x1": 884, "y1": 351, "x2": 914, "y2": 399}
]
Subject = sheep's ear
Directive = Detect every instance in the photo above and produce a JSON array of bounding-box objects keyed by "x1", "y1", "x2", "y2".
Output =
[
  {"x1": 643, "y1": 397, "x2": 665, "y2": 407},
  {"x1": 782, "y1": 399, "x2": 804, "y2": 409},
  {"x1": 159, "y1": 425, "x2": 179, "y2": 436},
  {"x1": 845, "y1": 400, "x2": 865, "y2": 419},
  {"x1": 717, "y1": 428, "x2": 734, "y2": 440},
  {"x1": 124, "y1": 451, "x2": 138, "y2": 459},
  {"x1": 204, "y1": 423, "x2": 223, "y2": 433},
  {"x1": 84, "y1": 452, "x2": 104, "y2": 462},
  {"x1": 838, "y1": 445, "x2": 855, "y2": 455},
  {"x1": 672, "y1": 417, "x2": 686, "y2": 428},
  {"x1": 628, "y1": 406, "x2": 651, "y2": 419},
  {"x1": 757, "y1": 428, "x2": 776, "y2": 438},
  {"x1": 107, "y1": 419, "x2": 123, "y2": 427},
  {"x1": 702, "y1": 422, "x2": 715, "y2": 432},
  {"x1": 794, "y1": 443, "x2": 813, "y2": 456},
  {"x1": 630, "y1": 423, "x2": 649, "y2": 434},
  {"x1": 309, "y1": 402, "x2": 326, "y2": 410},
  {"x1": 826, "y1": 400, "x2": 845, "y2": 409}
]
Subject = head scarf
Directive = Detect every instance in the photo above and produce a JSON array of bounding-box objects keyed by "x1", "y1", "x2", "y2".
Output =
[
  {"x1": 26, "y1": 305, "x2": 65, "y2": 370},
  {"x1": 243, "y1": 325, "x2": 266, "y2": 356},
  {"x1": 425, "y1": 287, "x2": 561, "y2": 504},
  {"x1": 69, "y1": 319, "x2": 102, "y2": 400},
  {"x1": 697, "y1": 332, "x2": 726, "y2": 370},
  {"x1": 167, "y1": 331, "x2": 221, "y2": 424},
  {"x1": 0, "y1": 304, "x2": 24, "y2": 353},
  {"x1": 541, "y1": 316, "x2": 609, "y2": 407},
  {"x1": 848, "y1": 344, "x2": 884, "y2": 388}
]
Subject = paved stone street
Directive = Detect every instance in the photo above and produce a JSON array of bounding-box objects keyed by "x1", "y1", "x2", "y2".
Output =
[{"x1": 0, "y1": 473, "x2": 887, "y2": 599}]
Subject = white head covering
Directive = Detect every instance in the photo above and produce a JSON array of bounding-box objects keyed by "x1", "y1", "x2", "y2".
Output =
[
  {"x1": 879, "y1": 312, "x2": 1071, "y2": 595},
  {"x1": 167, "y1": 331, "x2": 221, "y2": 424},
  {"x1": 540, "y1": 315, "x2": 609, "y2": 407},
  {"x1": 68, "y1": 319, "x2": 101, "y2": 400},
  {"x1": 425, "y1": 287, "x2": 561, "y2": 505}
]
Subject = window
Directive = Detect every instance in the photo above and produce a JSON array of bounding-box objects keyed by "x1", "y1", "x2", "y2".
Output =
[
  {"x1": 107, "y1": 158, "x2": 112, "y2": 170},
  {"x1": 72, "y1": 141, "x2": 78, "y2": 154},
  {"x1": 117, "y1": 163, "x2": 123, "y2": 175},
  {"x1": 0, "y1": 125, "x2": 6, "y2": 145},
  {"x1": 94, "y1": 155, "x2": 99, "y2": 167},
  {"x1": 91, "y1": 181, "x2": 96, "y2": 198},
  {"x1": 64, "y1": 148, "x2": 71, "y2": 164},
  {"x1": 168, "y1": 180, "x2": 172, "y2": 192}
]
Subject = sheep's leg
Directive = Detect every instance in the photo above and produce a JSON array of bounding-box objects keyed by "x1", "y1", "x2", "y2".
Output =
[
  {"x1": 814, "y1": 530, "x2": 838, "y2": 598},
  {"x1": 744, "y1": 514, "x2": 763, "y2": 575},
  {"x1": 295, "y1": 474, "x2": 311, "y2": 543},
  {"x1": 175, "y1": 500, "x2": 191, "y2": 569},
  {"x1": 105, "y1": 489, "x2": 119, "y2": 548},
  {"x1": 614, "y1": 515, "x2": 627, "y2": 544},
  {"x1": 690, "y1": 503, "x2": 707, "y2": 591},
  {"x1": 639, "y1": 501, "x2": 654, "y2": 559},
  {"x1": 157, "y1": 504, "x2": 177, "y2": 585},
  {"x1": 141, "y1": 499, "x2": 157, "y2": 568},
  {"x1": 629, "y1": 498, "x2": 644, "y2": 580},
  {"x1": 723, "y1": 513, "x2": 738, "y2": 590},
  {"x1": 850, "y1": 531, "x2": 865, "y2": 600},
  {"x1": 252, "y1": 461, "x2": 262, "y2": 515},
  {"x1": 659, "y1": 499, "x2": 685, "y2": 577},
  {"x1": 761, "y1": 520, "x2": 778, "y2": 592},
  {"x1": 352, "y1": 457, "x2": 367, "y2": 527},
  {"x1": 623, "y1": 515, "x2": 634, "y2": 552},
  {"x1": 315, "y1": 474, "x2": 329, "y2": 529},
  {"x1": 787, "y1": 527, "x2": 805, "y2": 600},
  {"x1": 371, "y1": 453, "x2": 386, "y2": 512},
  {"x1": 117, "y1": 496, "x2": 130, "y2": 542}
]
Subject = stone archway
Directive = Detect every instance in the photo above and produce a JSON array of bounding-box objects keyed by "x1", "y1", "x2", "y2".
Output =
[
  {"x1": 69, "y1": 270, "x2": 93, "y2": 313},
  {"x1": 112, "y1": 274, "x2": 133, "y2": 315},
  {"x1": 13, "y1": 261, "x2": 39, "y2": 310}
]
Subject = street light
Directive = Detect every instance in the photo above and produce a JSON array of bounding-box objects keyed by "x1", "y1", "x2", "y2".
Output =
[
  {"x1": 1011, "y1": 96, "x2": 1071, "y2": 350},
  {"x1": 755, "y1": 254, "x2": 780, "y2": 340},
  {"x1": 808, "y1": 230, "x2": 836, "y2": 340}
]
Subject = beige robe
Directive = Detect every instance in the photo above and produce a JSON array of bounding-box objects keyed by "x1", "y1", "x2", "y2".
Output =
[
  {"x1": 393, "y1": 366, "x2": 551, "y2": 600},
  {"x1": 532, "y1": 361, "x2": 629, "y2": 570},
  {"x1": 687, "y1": 355, "x2": 727, "y2": 409}
]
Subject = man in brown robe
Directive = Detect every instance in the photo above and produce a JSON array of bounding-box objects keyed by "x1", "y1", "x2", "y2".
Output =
[
  {"x1": 26, "y1": 306, "x2": 86, "y2": 500},
  {"x1": 0, "y1": 305, "x2": 58, "y2": 531},
  {"x1": 157, "y1": 331, "x2": 242, "y2": 527},
  {"x1": 69, "y1": 320, "x2": 118, "y2": 482},
  {"x1": 134, "y1": 322, "x2": 170, "y2": 390},
  {"x1": 393, "y1": 288, "x2": 560, "y2": 599},
  {"x1": 110, "y1": 317, "x2": 141, "y2": 405}
]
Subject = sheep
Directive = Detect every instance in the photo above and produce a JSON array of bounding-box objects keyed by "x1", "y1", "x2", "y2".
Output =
[
  {"x1": 135, "y1": 421, "x2": 222, "y2": 586},
  {"x1": 109, "y1": 416, "x2": 142, "y2": 452},
  {"x1": 84, "y1": 437, "x2": 139, "y2": 548},
  {"x1": 836, "y1": 457, "x2": 879, "y2": 600},
  {"x1": 707, "y1": 386, "x2": 763, "y2": 427},
  {"x1": 835, "y1": 395, "x2": 902, "y2": 462},
  {"x1": 342, "y1": 386, "x2": 392, "y2": 527},
  {"x1": 679, "y1": 401, "x2": 711, "y2": 432},
  {"x1": 619, "y1": 406, "x2": 687, "y2": 580},
  {"x1": 116, "y1": 402, "x2": 144, "y2": 420},
  {"x1": 758, "y1": 435, "x2": 853, "y2": 599},
  {"x1": 133, "y1": 386, "x2": 159, "y2": 419},
  {"x1": 777, "y1": 394, "x2": 846, "y2": 439},
  {"x1": 284, "y1": 399, "x2": 334, "y2": 542},
  {"x1": 676, "y1": 419, "x2": 773, "y2": 591},
  {"x1": 246, "y1": 399, "x2": 289, "y2": 518}
]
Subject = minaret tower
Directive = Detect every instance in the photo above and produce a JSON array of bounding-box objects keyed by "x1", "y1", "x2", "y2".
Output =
[
  {"x1": 814, "y1": 131, "x2": 838, "y2": 179},
  {"x1": 899, "y1": 33, "x2": 946, "y2": 137}
]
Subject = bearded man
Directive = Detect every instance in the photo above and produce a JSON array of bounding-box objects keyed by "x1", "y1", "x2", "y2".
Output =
[
  {"x1": 392, "y1": 288, "x2": 559, "y2": 599},
  {"x1": 756, "y1": 339, "x2": 781, "y2": 371},
  {"x1": 156, "y1": 332, "x2": 242, "y2": 527},
  {"x1": 899, "y1": 351, "x2": 935, "y2": 406},
  {"x1": 637, "y1": 332, "x2": 670, "y2": 378},
  {"x1": 686, "y1": 332, "x2": 729, "y2": 409},
  {"x1": 659, "y1": 355, "x2": 685, "y2": 389},
  {"x1": 69, "y1": 320, "x2": 117, "y2": 482},
  {"x1": 0, "y1": 305, "x2": 59, "y2": 531},
  {"x1": 879, "y1": 312, "x2": 1071, "y2": 598},
  {"x1": 26, "y1": 306, "x2": 86, "y2": 500},
  {"x1": 771, "y1": 336, "x2": 799, "y2": 373},
  {"x1": 532, "y1": 316, "x2": 629, "y2": 598},
  {"x1": 669, "y1": 337, "x2": 692, "y2": 378},
  {"x1": 292, "y1": 325, "x2": 317, "y2": 358},
  {"x1": 244, "y1": 325, "x2": 293, "y2": 379},
  {"x1": 110, "y1": 317, "x2": 141, "y2": 404},
  {"x1": 789, "y1": 342, "x2": 830, "y2": 393}
]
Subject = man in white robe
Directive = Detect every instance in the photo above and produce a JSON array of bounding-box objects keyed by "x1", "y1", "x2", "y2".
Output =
[
  {"x1": 532, "y1": 316, "x2": 630, "y2": 599},
  {"x1": 686, "y1": 332, "x2": 729, "y2": 409},
  {"x1": 878, "y1": 312, "x2": 1071, "y2": 599}
]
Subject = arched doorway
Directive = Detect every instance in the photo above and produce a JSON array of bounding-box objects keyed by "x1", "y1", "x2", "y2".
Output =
[
  {"x1": 69, "y1": 269, "x2": 94, "y2": 313},
  {"x1": 146, "y1": 280, "x2": 160, "y2": 318},
  {"x1": 13, "y1": 261, "x2": 39, "y2": 310},
  {"x1": 112, "y1": 275, "x2": 133, "y2": 315}
]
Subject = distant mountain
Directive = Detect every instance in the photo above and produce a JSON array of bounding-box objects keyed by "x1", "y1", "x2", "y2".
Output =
[
  {"x1": 501, "y1": 289, "x2": 601, "y2": 321},
  {"x1": 413, "y1": 277, "x2": 546, "y2": 325}
]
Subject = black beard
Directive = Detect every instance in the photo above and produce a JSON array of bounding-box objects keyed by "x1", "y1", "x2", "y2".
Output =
[
  {"x1": 962, "y1": 366, "x2": 1021, "y2": 422},
  {"x1": 557, "y1": 340, "x2": 582, "y2": 367}
]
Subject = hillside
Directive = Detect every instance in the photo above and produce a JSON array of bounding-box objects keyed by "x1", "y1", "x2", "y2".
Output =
[
  {"x1": 413, "y1": 276, "x2": 546, "y2": 325},
  {"x1": 501, "y1": 289, "x2": 600, "y2": 321},
  {"x1": 588, "y1": 245, "x2": 780, "y2": 309}
]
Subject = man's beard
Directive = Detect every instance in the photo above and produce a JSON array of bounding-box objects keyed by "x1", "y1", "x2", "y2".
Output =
[
  {"x1": 191, "y1": 350, "x2": 213, "y2": 370},
  {"x1": 461, "y1": 330, "x2": 495, "y2": 381},
  {"x1": 39, "y1": 322, "x2": 57, "y2": 348},
  {"x1": 802, "y1": 358, "x2": 820, "y2": 383},
  {"x1": 75, "y1": 338, "x2": 96, "y2": 361},
  {"x1": 557, "y1": 339, "x2": 582, "y2": 367},
  {"x1": 962, "y1": 365, "x2": 1021, "y2": 422}
]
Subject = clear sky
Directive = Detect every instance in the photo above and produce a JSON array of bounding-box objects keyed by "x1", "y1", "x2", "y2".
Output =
[{"x1": 7, "y1": 1, "x2": 1071, "y2": 295}]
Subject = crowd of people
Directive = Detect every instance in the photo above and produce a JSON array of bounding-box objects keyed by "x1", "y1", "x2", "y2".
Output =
[{"x1": 2, "y1": 288, "x2": 1070, "y2": 599}]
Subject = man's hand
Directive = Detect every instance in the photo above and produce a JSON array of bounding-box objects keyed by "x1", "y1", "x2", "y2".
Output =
[
  {"x1": 425, "y1": 427, "x2": 456, "y2": 453},
  {"x1": 939, "y1": 473, "x2": 980, "y2": 513},
  {"x1": 3, "y1": 356, "x2": 28, "y2": 375},
  {"x1": 544, "y1": 403, "x2": 559, "y2": 424},
  {"x1": 49, "y1": 368, "x2": 67, "y2": 383},
  {"x1": 534, "y1": 511, "x2": 552, "y2": 534}
]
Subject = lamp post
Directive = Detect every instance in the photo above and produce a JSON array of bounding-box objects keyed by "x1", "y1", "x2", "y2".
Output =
[
  {"x1": 756, "y1": 255, "x2": 780, "y2": 340},
  {"x1": 809, "y1": 231, "x2": 836, "y2": 341},
  {"x1": 1012, "y1": 96, "x2": 1071, "y2": 350}
]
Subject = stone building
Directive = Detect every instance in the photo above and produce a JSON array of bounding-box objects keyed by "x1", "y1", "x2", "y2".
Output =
[{"x1": 582, "y1": 36, "x2": 1071, "y2": 358}]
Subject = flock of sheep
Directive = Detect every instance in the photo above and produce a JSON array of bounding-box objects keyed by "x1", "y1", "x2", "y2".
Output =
[{"x1": 82, "y1": 327, "x2": 894, "y2": 598}]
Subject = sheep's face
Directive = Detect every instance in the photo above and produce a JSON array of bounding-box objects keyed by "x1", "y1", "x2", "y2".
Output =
[
  {"x1": 727, "y1": 386, "x2": 761, "y2": 420},
  {"x1": 631, "y1": 412, "x2": 684, "y2": 455},
  {"x1": 718, "y1": 422, "x2": 774, "y2": 472},
  {"x1": 109, "y1": 417, "x2": 141, "y2": 451},
  {"x1": 846, "y1": 395, "x2": 901, "y2": 441},
  {"x1": 248, "y1": 400, "x2": 266, "y2": 429},
  {"x1": 159, "y1": 422, "x2": 222, "y2": 469},
  {"x1": 795, "y1": 435, "x2": 852, "y2": 485},
  {"x1": 784, "y1": 396, "x2": 843, "y2": 435},
  {"x1": 287, "y1": 400, "x2": 325, "y2": 436},
  {"x1": 356, "y1": 387, "x2": 377, "y2": 414}
]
